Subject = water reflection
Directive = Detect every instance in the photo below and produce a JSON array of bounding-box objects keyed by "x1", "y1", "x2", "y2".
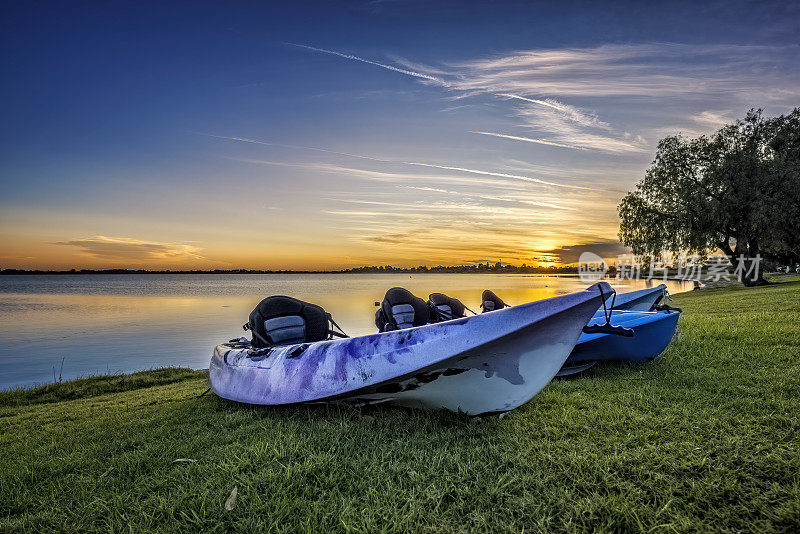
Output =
[{"x1": 0, "y1": 274, "x2": 688, "y2": 389}]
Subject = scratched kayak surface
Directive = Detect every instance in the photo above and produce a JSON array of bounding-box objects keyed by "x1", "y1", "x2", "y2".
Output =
[{"x1": 210, "y1": 282, "x2": 610, "y2": 415}]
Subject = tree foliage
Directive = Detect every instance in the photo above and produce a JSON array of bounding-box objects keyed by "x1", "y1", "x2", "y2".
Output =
[{"x1": 618, "y1": 109, "x2": 800, "y2": 285}]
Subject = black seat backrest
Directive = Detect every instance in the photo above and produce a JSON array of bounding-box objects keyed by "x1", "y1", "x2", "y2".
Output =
[
  {"x1": 428, "y1": 293, "x2": 466, "y2": 322},
  {"x1": 248, "y1": 296, "x2": 330, "y2": 348},
  {"x1": 480, "y1": 290, "x2": 508, "y2": 313},
  {"x1": 375, "y1": 287, "x2": 430, "y2": 332}
]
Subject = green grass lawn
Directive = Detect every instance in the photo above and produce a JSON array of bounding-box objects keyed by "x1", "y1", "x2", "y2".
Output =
[{"x1": 1, "y1": 280, "x2": 799, "y2": 532}]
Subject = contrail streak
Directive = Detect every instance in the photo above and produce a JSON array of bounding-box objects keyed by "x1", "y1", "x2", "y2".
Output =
[
  {"x1": 496, "y1": 93, "x2": 563, "y2": 109},
  {"x1": 288, "y1": 43, "x2": 445, "y2": 84},
  {"x1": 203, "y1": 134, "x2": 392, "y2": 163},
  {"x1": 471, "y1": 131, "x2": 590, "y2": 151}
]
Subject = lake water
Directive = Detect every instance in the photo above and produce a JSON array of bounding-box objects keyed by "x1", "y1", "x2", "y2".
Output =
[{"x1": 0, "y1": 274, "x2": 689, "y2": 389}]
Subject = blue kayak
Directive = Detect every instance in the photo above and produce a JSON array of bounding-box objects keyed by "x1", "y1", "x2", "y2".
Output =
[
  {"x1": 605, "y1": 284, "x2": 667, "y2": 311},
  {"x1": 556, "y1": 309, "x2": 681, "y2": 376}
]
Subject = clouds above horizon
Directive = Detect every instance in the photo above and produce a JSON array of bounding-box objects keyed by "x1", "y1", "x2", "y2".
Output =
[
  {"x1": 5, "y1": 1, "x2": 800, "y2": 270},
  {"x1": 55, "y1": 236, "x2": 205, "y2": 263},
  {"x1": 439, "y1": 43, "x2": 799, "y2": 97},
  {"x1": 296, "y1": 41, "x2": 800, "y2": 154},
  {"x1": 225, "y1": 144, "x2": 595, "y2": 189},
  {"x1": 542, "y1": 239, "x2": 633, "y2": 264},
  {"x1": 198, "y1": 40, "x2": 799, "y2": 266}
]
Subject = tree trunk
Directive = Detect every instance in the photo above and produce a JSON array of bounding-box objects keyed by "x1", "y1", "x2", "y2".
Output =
[
  {"x1": 730, "y1": 238, "x2": 768, "y2": 286},
  {"x1": 740, "y1": 261, "x2": 767, "y2": 286}
]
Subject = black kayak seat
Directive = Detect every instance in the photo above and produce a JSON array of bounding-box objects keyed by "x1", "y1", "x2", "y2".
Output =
[
  {"x1": 262, "y1": 316, "x2": 306, "y2": 346},
  {"x1": 391, "y1": 304, "x2": 416, "y2": 329},
  {"x1": 428, "y1": 293, "x2": 467, "y2": 322},
  {"x1": 481, "y1": 290, "x2": 508, "y2": 313},
  {"x1": 375, "y1": 287, "x2": 430, "y2": 332},
  {"x1": 247, "y1": 296, "x2": 330, "y2": 348}
]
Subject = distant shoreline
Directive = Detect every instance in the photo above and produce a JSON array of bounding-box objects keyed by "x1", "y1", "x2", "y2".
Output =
[{"x1": 1, "y1": 267, "x2": 582, "y2": 275}]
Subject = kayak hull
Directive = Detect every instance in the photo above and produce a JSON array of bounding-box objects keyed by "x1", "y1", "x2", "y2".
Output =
[
  {"x1": 210, "y1": 283, "x2": 610, "y2": 414},
  {"x1": 556, "y1": 309, "x2": 680, "y2": 376},
  {"x1": 342, "y1": 300, "x2": 601, "y2": 415}
]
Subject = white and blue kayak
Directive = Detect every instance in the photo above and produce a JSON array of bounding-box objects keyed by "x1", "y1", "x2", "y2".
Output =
[
  {"x1": 210, "y1": 282, "x2": 611, "y2": 415},
  {"x1": 556, "y1": 308, "x2": 681, "y2": 376}
]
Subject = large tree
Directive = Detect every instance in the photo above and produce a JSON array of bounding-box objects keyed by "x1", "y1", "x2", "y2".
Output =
[{"x1": 618, "y1": 109, "x2": 800, "y2": 286}]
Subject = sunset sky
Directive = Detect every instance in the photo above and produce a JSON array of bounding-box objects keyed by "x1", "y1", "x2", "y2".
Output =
[{"x1": 2, "y1": 1, "x2": 799, "y2": 269}]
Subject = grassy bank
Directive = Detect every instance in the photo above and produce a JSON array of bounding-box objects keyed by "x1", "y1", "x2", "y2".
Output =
[{"x1": 1, "y1": 281, "x2": 799, "y2": 532}]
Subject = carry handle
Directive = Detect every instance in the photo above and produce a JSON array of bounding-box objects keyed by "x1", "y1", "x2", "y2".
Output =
[
  {"x1": 582, "y1": 323, "x2": 634, "y2": 337},
  {"x1": 584, "y1": 284, "x2": 634, "y2": 337}
]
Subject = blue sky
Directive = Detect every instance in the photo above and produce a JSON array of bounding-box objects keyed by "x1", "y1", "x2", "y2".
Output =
[{"x1": 1, "y1": 0, "x2": 798, "y2": 269}]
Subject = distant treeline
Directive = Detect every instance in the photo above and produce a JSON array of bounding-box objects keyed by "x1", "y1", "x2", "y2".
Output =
[
  {"x1": 1, "y1": 263, "x2": 583, "y2": 275},
  {"x1": 342, "y1": 263, "x2": 582, "y2": 274}
]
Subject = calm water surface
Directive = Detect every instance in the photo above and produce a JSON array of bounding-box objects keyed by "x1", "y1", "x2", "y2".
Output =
[{"x1": 0, "y1": 274, "x2": 689, "y2": 389}]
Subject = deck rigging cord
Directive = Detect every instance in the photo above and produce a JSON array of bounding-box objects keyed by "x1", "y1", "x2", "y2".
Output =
[{"x1": 581, "y1": 285, "x2": 634, "y2": 337}]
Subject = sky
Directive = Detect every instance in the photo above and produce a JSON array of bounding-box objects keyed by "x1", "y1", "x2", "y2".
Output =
[{"x1": 1, "y1": 0, "x2": 799, "y2": 270}]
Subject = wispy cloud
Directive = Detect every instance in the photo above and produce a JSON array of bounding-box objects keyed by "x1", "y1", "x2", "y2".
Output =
[
  {"x1": 55, "y1": 236, "x2": 204, "y2": 262},
  {"x1": 692, "y1": 110, "x2": 735, "y2": 128},
  {"x1": 333, "y1": 189, "x2": 574, "y2": 211},
  {"x1": 497, "y1": 94, "x2": 610, "y2": 129},
  {"x1": 232, "y1": 158, "x2": 519, "y2": 188},
  {"x1": 542, "y1": 239, "x2": 631, "y2": 264},
  {"x1": 220, "y1": 138, "x2": 592, "y2": 189},
  {"x1": 324, "y1": 197, "x2": 580, "y2": 225},
  {"x1": 318, "y1": 189, "x2": 622, "y2": 264},
  {"x1": 649, "y1": 109, "x2": 740, "y2": 139},
  {"x1": 510, "y1": 102, "x2": 649, "y2": 153},
  {"x1": 401, "y1": 162, "x2": 596, "y2": 189},
  {"x1": 294, "y1": 42, "x2": 800, "y2": 155},
  {"x1": 402, "y1": 185, "x2": 575, "y2": 210},
  {"x1": 445, "y1": 43, "x2": 800, "y2": 98}
]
